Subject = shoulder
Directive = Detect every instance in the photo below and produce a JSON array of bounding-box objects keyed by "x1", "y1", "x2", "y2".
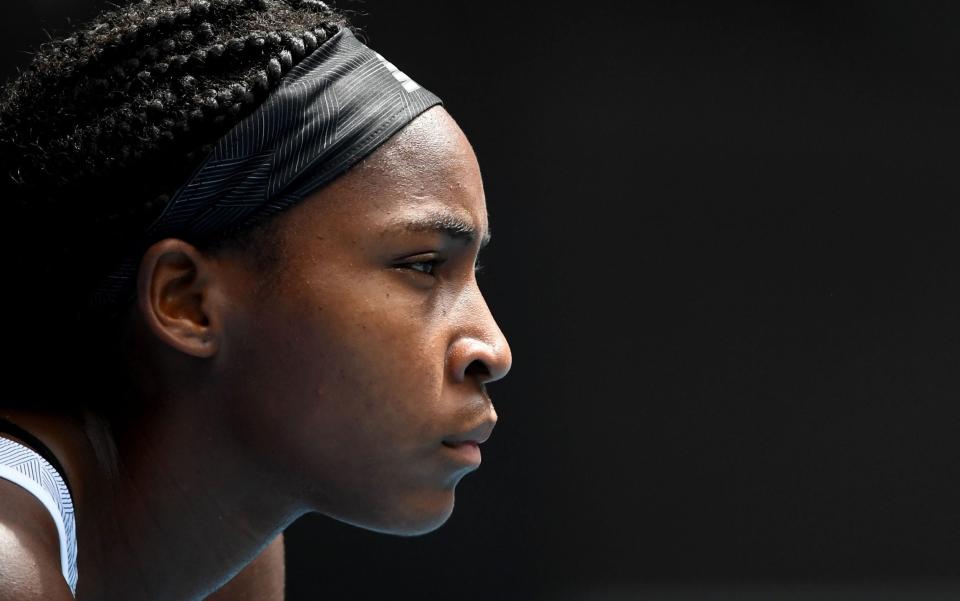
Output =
[{"x1": 0, "y1": 478, "x2": 74, "y2": 600}]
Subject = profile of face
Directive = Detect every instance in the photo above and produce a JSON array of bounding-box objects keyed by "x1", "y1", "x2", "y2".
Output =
[{"x1": 140, "y1": 105, "x2": 512, "y2": 536}]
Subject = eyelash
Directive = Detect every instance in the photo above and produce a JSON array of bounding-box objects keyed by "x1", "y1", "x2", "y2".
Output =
[{"x1": 402, "y1": 258, "x2": 486, "y2": 276}]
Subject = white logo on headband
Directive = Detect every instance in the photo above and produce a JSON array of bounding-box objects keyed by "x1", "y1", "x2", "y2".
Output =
[{"x1": 374, "y1": 52, "x2": 422, "y2": 93}]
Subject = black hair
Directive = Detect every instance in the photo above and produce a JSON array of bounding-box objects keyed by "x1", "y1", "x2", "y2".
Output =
[{"x1": 0, "y1": 0, "x2": 356, "y2": 417}]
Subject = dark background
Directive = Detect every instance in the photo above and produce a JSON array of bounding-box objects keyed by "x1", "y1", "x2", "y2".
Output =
[{"x1": 5, "y1": 1, "x2": 960, "y2": 599}]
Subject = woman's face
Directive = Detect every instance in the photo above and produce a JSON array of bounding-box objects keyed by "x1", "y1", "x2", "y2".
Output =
[{"x1": 216, "y1": 106, "x2": 512, "y2": 534}]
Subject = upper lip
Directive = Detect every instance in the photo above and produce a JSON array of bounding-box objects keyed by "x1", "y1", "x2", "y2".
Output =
[{"x1": 443, "y1": 415, "x2": 497, "y2": 446}]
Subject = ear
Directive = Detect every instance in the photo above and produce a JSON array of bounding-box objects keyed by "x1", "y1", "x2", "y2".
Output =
[{"x1": 134, "y1": 238, "x2": 222, "y2": 359}]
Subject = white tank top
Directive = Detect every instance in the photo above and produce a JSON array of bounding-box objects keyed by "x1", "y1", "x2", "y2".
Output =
[{"x1": 0, "y1": 436, "x2": 79, "y2": 597}]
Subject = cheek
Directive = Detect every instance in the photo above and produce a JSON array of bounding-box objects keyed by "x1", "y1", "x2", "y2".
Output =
[
  {"x1": 224, "y1": 262, "x2": 461, "y2": 474},
  {"x1": 222, "y1": 263, "x2": 473, "y2": 526},
  {"x1": 311, "y1": 309, "x2": 446, "y2": 440},
  {"x1": 300, "y1": 277, "x2": 446, "y2": 406},
  {"x1": 270, "y1": 309, "x2": 454, "y2": 515},
  {"x1": 246, "y1": 283, "x2": 448, "y2": 454}
]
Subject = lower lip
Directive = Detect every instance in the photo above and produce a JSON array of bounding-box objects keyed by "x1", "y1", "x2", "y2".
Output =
[{"x1": 442, "y1": 441, "x2": 482, "y2": 465}]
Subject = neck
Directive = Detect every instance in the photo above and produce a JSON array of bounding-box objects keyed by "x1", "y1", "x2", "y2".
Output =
[{"x1": 3, "y1": 403, "x2": 305, "y2": 601}]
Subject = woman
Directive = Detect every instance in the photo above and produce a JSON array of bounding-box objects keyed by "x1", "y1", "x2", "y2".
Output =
[{"x1": 0, "y1": 1, "x2": 512, "y2": 599}]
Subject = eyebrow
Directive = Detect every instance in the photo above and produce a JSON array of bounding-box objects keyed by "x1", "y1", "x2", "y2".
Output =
[{"x1": 390, "y1": 210, "x2": 492, "y2": 249}]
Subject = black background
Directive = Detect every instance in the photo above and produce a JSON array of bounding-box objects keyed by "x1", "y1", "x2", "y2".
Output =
[{"x1": 4, "y1": 1, "x2": 960, "y2": 599}]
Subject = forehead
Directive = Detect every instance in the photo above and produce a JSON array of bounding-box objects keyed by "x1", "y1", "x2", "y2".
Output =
[
  {"x1": 272, "y1": 106, "x2": 489, "y2": 254},
  {"x1": 329, "y1": 107, "x2": 486, "y2": 226}
]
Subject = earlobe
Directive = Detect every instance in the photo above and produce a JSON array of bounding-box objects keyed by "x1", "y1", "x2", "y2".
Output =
[{"x1": 135, "y1": 238, "x2": 219, "y2": 359}]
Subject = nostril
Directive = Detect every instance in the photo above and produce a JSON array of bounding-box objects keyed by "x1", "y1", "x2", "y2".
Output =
[{"x1": 464, "y1": 359, "x2": 490, "y2": 379}]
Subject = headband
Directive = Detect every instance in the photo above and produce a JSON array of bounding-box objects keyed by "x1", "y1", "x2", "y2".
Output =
[{"x1": 86, "y1": 26, "x2": 443, "y2": 309}]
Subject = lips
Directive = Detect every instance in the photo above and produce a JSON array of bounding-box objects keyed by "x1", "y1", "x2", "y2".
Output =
[
  {"x1": 442, "y1": 417, "x2": 496, "y2": 447},
  {"x1": 443, "y1": 440, "x2": 479, "y2": 448},
  {"x1": 441, "y1": 439, "x2": 482, "y2": 465}
]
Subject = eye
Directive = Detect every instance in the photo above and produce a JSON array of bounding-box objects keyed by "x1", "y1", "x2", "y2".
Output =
[
  {"x1": 400, "y1": 258, "x2": 445, "y2": 276},
  {"x1": 395, "y1": 255, "x2": 483, "y2": 279}
]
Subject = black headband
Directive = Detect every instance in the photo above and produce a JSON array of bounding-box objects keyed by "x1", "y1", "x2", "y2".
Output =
[{"x1": 87, "y1": 26, "x2": 443, "y2": 309}]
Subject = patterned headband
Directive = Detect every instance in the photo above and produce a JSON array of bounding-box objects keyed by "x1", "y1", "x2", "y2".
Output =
[{"x1": 87, "y1": 26, "x2": 443, "y2": 309}]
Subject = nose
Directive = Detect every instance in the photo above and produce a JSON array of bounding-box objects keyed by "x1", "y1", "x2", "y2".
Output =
[{"x1": 448, "y1": 286, "x2": 513, "y2": 386}]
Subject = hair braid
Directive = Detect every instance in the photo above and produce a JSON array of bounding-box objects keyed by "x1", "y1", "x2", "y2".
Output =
[
  {"x1": 0, "y1": 0, "x2": 359, "y2": 416},
  {"x1": 0, "y1": 0, "x2": 355, "y2": 312}
]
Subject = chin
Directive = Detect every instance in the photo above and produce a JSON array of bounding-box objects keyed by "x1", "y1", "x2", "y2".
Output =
[{"x1": 333, "y1": 487, "x2": 459, "y2": 537}]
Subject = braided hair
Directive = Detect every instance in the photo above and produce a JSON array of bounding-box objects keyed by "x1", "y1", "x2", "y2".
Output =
[{"x1": 0, "y1": 0, "x2": 356, "y2": 415}]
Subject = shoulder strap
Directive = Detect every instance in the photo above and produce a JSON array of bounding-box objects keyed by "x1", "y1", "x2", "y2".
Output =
[
  {"x1": 0, "y1": 437, "x2": 79, "y2": 597},
  {"x1": 0, "y1": 416, "x2": 74, "y2": 501}
]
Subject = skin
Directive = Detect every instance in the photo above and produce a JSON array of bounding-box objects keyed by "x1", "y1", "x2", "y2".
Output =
[{"x1": 0, "y1": 105, "x2": 511, "y2": 600}]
